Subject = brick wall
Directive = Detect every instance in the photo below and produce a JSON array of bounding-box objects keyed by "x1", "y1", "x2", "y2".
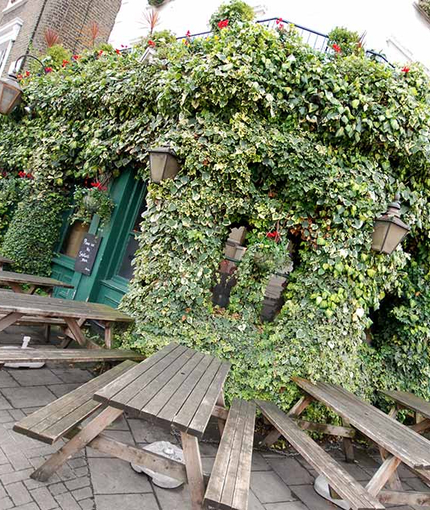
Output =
[{"x1": 0, "y1": 0, "x2": 122, "y2": 76}]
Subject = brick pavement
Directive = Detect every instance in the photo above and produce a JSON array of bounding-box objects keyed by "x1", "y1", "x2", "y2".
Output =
[{"x1": 0, "y1": 325, "x2": 427, "y2": 510}]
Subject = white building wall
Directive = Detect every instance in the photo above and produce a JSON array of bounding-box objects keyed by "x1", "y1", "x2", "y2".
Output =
[{"x1": 109, "y1": 0, "x2": 430, "y2": 71}]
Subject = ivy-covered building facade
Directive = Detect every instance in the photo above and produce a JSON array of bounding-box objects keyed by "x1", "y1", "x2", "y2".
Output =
[{"x1": 1, "y1": 7, "x2": 430, "y2": 416}]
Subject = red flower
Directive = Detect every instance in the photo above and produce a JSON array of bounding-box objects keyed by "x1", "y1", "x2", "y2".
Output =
[
  {"x1": 266, "y1": 231, "x2": 281, "y2": 242},
  {"x1": 17, "y1": 74, "x2": 23, "y2": 80},
  {"x1": 91, "y1": 181, "x2": 107, "y2": 191},
  {"x1": 275, "y1": 18, "x2": 283, "y2": 25},
  {"x1": 25, "y1": 70, "x2": 30, "y2": 77},
  {"x1": 45, "y1": 67, "x2": 53, "y2": 73},
  {"x1": 18, "y1": 171, "x2": 26, "y2": 178},
  {"x1": 217, "y1": 19, "x2": 229, "y2": 29},
  {"x1": 186, "y1": 30, "x2": 191, "y2": 38},
  {"x1": 115, "y1": 49, "x2": 121, "y2": 54},
  {"x1": 401, "y1": 66, "x2": 410, "y2": 73},
  {"x1": 26, "y1": 173, "x2": 34, "y2": 180},
  {"x1": 72, "y1": 54, "x2": 80, "y2": 60},
  {"x1": 148, "y1": 40, "x2": 156, "y2": 47},
  {"x1": 332, "y1": 44, "x2": 341, "y2": 54},
  {"x1": 98, "y1": 50, "x2": 104, "y2": 57},
  {"x1": 62, "y1": 59, "x2": 69, "y2": 67}
]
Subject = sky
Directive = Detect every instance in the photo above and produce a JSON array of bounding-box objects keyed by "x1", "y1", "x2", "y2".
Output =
[{"x1": 109, "y1": 0, "x2": 430, "y2": 70}]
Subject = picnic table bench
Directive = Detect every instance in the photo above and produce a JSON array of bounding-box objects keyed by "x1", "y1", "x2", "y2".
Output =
[
  {"x1": 0, "y1": 348, "x2": 144, "y2": 368},
  {"x1": 257, "y1": 377, "x2": 430, "y2": 509},
  {"x1": 380, "y1": 389, "x2": 430, "y2": 434},
  {"x1": 0, "y1": 270, "x2": 74, "y2": 295},
  {"x1": 0, "y1": 292, "x2": 133, "y2": 349},
  {"x1": 0, "y1": 256, "x2": 14, "y2": 271},
  {"x1": 13, "y1": 343, "x2": 256, "y2": 510}
]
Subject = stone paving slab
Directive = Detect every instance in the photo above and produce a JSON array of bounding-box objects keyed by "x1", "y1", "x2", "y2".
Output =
[{"x1": 0, "y1": 326, "x2": 428, "y2": 510}]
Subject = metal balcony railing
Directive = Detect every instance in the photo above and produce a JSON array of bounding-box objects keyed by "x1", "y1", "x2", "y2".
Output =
[{"x1": 177, "y1": 17, "x2": 391, "y2": 65}]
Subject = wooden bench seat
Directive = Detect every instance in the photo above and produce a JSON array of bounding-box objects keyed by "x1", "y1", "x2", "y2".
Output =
[
  {"x1": 381, "y1": 390, "x2": 430, "y2": 420},
  {"x1": 14, "y1": 360, "x2": 136, "y2": 444},
  {"x1": 0, "y1": 349, "x2": 145, "y2": 367},
  {"x1": 256, "y1": 400, "x2": 384, "y2": 510},
  {"x1": 204, "y1": 399, "x2": 256, "y2": 510}
]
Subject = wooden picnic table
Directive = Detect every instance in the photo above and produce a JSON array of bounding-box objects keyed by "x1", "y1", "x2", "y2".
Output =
[
  {"x1": 0, "y1": 292, "x2": 133, "y2": 349},
  {"x1": 94, "y1": 342, "x2": 231, "y2": 509},
  {"x1": 380, "y1": 389, "x2": 430, "y2": 435},
  {"x1": 0, "y1": 270, "x2": 74, "y2": 295},
  {"x1": 14, "y1": 344, "x2": 252, "y2": 510},
  {"x1": 257, "y1": 378, "x2": 430, "y2": 510},
  {"x1": 0, "y1": 256, "x2": 14, "y2": 271}
]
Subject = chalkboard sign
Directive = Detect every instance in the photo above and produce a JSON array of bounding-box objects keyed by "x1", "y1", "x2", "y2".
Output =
[{"x1": 74, "y1": 234, "x2": 101, "y2": 276}]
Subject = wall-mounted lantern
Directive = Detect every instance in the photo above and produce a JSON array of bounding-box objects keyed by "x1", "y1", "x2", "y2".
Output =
[
  {"x1": 0, "y1": 54, "x2": 47, "y2": 116},
  {"x1": 148, "y1": 147, "x2": 180, "y2": 184},
  {"x1": 371, "y1": 194, "x2": 410, "y2": 255},
  {"x1": 0, "y1": 75, "x2": 22, "y2": 115}
]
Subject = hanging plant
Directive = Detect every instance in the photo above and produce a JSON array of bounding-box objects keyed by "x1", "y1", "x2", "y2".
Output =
[
  {"x1": 147, "y1": 0, "x2": 167, "y2": 7},
  {"x1": 70, "y1": 183, "x2": 114, "y2": 227}
]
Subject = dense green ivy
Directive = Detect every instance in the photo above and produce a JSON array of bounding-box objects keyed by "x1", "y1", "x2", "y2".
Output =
[
  {"x1": 1, "y1": 188, "x2": 68, "y2": 275},
  {"x1": 1, "y1": 19, "x2": 430, "y2": 417}
]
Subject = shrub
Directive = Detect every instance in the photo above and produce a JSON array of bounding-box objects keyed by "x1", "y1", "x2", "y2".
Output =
[
  {"x1": 419, "y1": 0, "x2": 430, "y2": 17},
  {"x1": 1, "y1": 189, "x2": 68, "y2": 275},
  {"x1": 327, "y1": 26, "x2": 364, "y2": 56},
  {"x1": 209, "y1": 0, "x2": 255, "y2": 31}
]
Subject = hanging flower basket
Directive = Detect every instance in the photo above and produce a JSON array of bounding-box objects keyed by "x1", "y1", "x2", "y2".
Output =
[{"x1": 70, "y1": 185, "x2": 114, "y2": 227}]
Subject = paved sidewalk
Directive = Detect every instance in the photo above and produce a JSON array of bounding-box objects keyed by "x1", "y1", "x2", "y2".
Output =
[{"x1": 0, "y1": 325, "x2": 427, "y2": 510}]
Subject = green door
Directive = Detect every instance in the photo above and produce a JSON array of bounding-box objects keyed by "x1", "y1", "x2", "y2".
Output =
[{"x1": 52, "y1": 169, "x2": 147, "y2": 307}]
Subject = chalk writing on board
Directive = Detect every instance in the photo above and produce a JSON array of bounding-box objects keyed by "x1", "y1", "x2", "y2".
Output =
[{"x1": 74, "y1": 234, "x2": 101, "y2": 276}]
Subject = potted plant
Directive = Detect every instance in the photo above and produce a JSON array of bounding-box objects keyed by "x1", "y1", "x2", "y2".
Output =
[{"x1": 70, "y1": 181, "x2": 114, "y2": 227}]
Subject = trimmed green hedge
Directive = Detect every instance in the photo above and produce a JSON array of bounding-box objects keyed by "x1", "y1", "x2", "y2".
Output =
[{"x1": 1, "y1": 189, "x2": 68, "y2": 275}]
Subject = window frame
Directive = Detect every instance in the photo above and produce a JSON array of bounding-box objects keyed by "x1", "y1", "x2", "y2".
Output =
[{"x1": 0, "y1": 17, "x2": 23, "y2": 75}]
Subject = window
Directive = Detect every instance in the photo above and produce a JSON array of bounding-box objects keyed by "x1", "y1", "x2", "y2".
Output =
[
  {"x1": 60, "y1": 221, "x2": 90, "y2": 259},
  {"x1": 117, "y1": 200, "x2": 147, "y2": 280},
  {"x1": 0, "y1": 17, "x2": 22, "y2": 75},
  {"x1": 3, "y1": 0, "x2": 26, "y2": 13}
]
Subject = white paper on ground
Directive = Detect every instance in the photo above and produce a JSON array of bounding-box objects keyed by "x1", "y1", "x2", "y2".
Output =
[{"x1": 0, "y1": 336, "x2": 45, "y2": 368}]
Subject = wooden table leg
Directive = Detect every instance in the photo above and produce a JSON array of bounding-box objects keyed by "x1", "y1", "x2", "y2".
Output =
[
  {"x1": 216, "y1": 388, "x2": 226, "y2": 436},
  {"x1": 63, "y1": 318, "x2": 100, "y2": 350},
  {"x1": 341, "y1": 417, "x2": 355, "y2": 463},
  {"x1": 104, "y1": 323, "x2": 112, "y2": 349},
  {"x1": 366, "y1": 455, "x2": 402, "y2": 497},
  {"x1": 0, "y1": 312, "x2": 24, "y2": 332},
  {"x1": 9, "y1": 283, "x2": 24, "y2": 294},
  {"x1": 181, "y1": 432, "x2": 205, "y2": 510},
  {"x1": 261, "y1": 395, "x2": 314, "y2": 447},
  {"x1": 31, "y1": 407, "x2": 124, "y2": 482},
  {"x1": 377, "y1": 407, "x2": 402, "y2": 490}
]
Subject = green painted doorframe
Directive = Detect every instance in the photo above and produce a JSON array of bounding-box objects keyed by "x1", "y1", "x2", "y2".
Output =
[{"x1": 52, "y1": 168, "x2": 147, "y2": 307}]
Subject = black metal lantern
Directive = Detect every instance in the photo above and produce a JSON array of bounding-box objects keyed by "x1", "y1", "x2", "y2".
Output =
[
  {"x1": 0, "y1": 75, "x2": 22, "y2": 115},
  {"x1": 148, "y1": 147, "x2": 180, "y2": 184},
  {"x1": 371, "y1": 195, "x2": 410, "y2": 255},
  {"x1": 0, "y1": 54, "x2": 48, "y2": 116}
]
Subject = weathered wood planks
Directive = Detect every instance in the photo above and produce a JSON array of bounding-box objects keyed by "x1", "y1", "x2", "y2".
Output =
[
  {"x1": 204, "y1": 399, "x2": 256, "y2": 510},
  {"x1": 0, "y1": 348, "x2": 144, "y2": 364},
  {"x1": 94, "y1": 342, "x2": 230, "y2": 438},
  {"x1": 13, "y1": 360, "x2": 136, "y2": 444},
  {"x1": 256, "y1": 399, "x2": 384, "y2": 510},
  {"x1": 0, "y1": 270, "x2": 74, "y2": 293},
  {"x1": 0, "y1": 257, "x2": 14, "y2": 270},
  {"x1": 380, "y1": 390, "x2": 430, "y2": 420},
  {"x1": 0, "y1": 292, "x2": 133, "y2": 322},
  {"x1": 293, "y1": 377, "x2": 430, "y2": 471}
]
